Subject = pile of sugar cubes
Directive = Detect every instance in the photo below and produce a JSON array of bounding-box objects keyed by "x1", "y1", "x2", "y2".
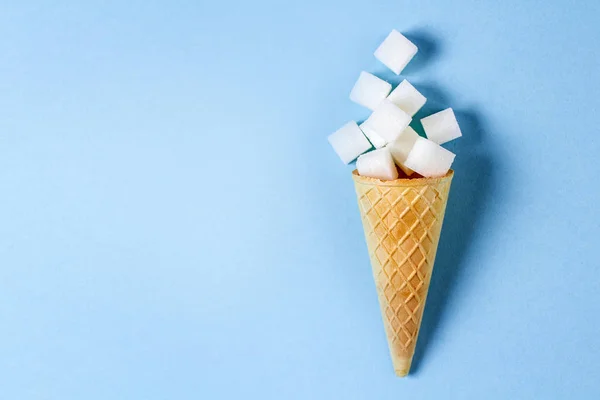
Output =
[{"x1": 328, "y1": 29, "x2": 462, "y2": 180}]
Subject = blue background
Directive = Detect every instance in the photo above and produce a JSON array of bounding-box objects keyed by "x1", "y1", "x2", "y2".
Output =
[{"x1": 1, "y1": 0, "x2": 599, "y2": 398}]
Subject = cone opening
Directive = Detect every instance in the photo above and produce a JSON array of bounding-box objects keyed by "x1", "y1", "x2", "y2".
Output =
[{"x1": 352, "y1": 169, "x2": 454, "y2": 187}]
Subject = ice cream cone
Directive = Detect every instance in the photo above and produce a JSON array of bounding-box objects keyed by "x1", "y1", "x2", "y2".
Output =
[{"x1": 352, "y1": 169, "x2": 454, "y2": 377}]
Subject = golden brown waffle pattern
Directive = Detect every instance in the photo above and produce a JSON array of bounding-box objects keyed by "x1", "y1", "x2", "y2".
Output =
[{"x1": 352, "y1": 170, "x2": 453, "y2": 376}]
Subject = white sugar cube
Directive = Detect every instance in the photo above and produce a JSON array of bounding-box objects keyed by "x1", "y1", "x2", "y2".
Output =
[
  {"x1": 328, "y1": 121, "x2": 372, "y2": 164},
  {"x1": 356, "y1": 148, "x2": 398, "y2": 181},
  {"x1": 374, "y1": 30, "x2": 418, "y2": 75},
  {"x1": 360, "y1": 100, "x2": 412, "y2": 145},
  {"x1": 387, "y1": 80, "x2": 426, "y2": 116},
  {"x1": 421, "y1": 108, "x2": 462, "y2": 144},
  {"x1": 404, "y1": 137, "x2": 455, "y2": 178},
  {"x1": 349, "y1": 71, "x2": 392, "y2": 111},
  {"x1": 359, "y1": 122, "x2": 386, "y2": 149},
  {"x1": 387, "y1": 126, "x2": 420, "y2": 176}
]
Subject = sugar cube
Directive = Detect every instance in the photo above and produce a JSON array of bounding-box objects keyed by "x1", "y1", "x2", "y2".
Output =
[
  {"x1": 387, "y1": 126, "x2": 420, "y2": 176},
  {"x1": 374, "y1": 30, "x2": 418, "y2": 75},
  {"x1": 360, "y1": 100, "x2": 412, "y2": 145},
  {"x1": 328, "y1": 121, "x2": 372, "y2": 164},
  {"x1": 359, "y1": 122, "x2": 386, "y2": 149},
  {"x1": 349, "y1": 71, "x2": 392, "y2": 111},
  {"x1": 387, "y1": 80, "x2": 426, "y2": 116},
  {"x1": 356, "y1": 148, "x2": 398, "y2": 181},
  {"x1": 404, "y1": 137, "x2": 455, "y2": 177},
  {"x1": 421, "y1": 108, "x2": 462, "y2": 144}
]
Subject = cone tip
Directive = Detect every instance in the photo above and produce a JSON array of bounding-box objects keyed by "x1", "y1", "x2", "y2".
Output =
[
  {"x1": 395, "y1": 368, "x2": 410, "y2": 377},
  {"x1": 392, "y1": 357, "x2": 413, "y2": 378}
]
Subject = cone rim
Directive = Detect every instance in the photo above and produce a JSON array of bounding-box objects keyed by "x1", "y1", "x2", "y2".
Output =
[{"x1": 352, "y1": 169, "x2": 454, "y2": 187}]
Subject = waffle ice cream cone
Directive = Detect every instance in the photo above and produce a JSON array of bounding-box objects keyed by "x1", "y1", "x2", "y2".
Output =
[{"x1": 352, "y1": 169, "x2": 454, "y2": 377}]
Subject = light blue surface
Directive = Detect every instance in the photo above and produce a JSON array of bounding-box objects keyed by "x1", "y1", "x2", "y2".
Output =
[{"x1": 1, "y1": 1, "x2": 599, "y2": 398}]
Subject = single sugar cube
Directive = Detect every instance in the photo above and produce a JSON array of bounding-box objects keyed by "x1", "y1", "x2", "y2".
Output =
[
  {"x1": 359, "y1": 121, "x2": 386, "y2": 149},
  {"x1": 356, "y1": 148, "x2": 398, "y2": 181},
  {"x1": 387, "y1": 80, "x2": 426, "y2": 117},
  {"x1": 404, "y1": 137, "x2": 455, "y2": 177},
  {"x1": 421, "y1": 108, "x2": 462, "y2": 144},
  {"x1": 387, "y1": 126, "x2": 420, "y2": 176},
  {"x1": 374, "y1": 30, "x2": 418, "y2": 75},
  {"x1": 360, "y1": 100, "x2": 412, "y2": 145},
  {"x1": 349, "y1": 71, "x2": 392, "y2": 111},
  {"x1": 328, "y1": 121, "x2": 372, "y2": 164}
]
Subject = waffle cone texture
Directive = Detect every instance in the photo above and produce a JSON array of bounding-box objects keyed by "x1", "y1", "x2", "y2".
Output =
[{"x1": 352, "y1": 170, "x2": 454, "y2": 377}]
